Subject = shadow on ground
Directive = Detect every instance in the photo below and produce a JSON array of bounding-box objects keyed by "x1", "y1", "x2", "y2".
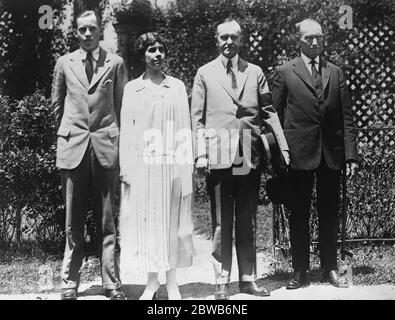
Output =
[{"x1": 77, "y1": 275, "x2": 301, "y2": 300}]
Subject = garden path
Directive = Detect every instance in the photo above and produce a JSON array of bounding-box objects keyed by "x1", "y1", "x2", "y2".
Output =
[{"x1": 0, "y1": 234, "x2": 394, "y2": 300}]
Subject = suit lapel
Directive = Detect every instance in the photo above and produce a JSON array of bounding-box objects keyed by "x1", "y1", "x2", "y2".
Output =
[
  {"x1": 236, "y1": 58, "x2": 249, "y2": 99},
  {"x1": 212, "y1": 57, "x2": 238, "y2": 103},
  {"x1": 321, "y1": 58, "x2": 331, "y2": 93},
  {"x1": 293, "y1": 56, "x2": 315, "y2": 92},
  {"x1": 69, "y1": 50, "x2": 89, "y2": 90},
  {"x1": 89, "y1": 48, "x2": 111, "y2": 90}
]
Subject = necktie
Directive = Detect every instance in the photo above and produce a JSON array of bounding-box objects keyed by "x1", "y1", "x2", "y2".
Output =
[
  {"x1": 85, "y1": 51, "x2": 94, "y2": 84},
  {"x1": 309, "y1": 59, "x2": 319, "y2": 79},
  {"x1": 309, "y1": 59, "x2": 324, "y2": 111},
  {"x1": 226, "y1": 59, "x2": 237, "y2": 91}
]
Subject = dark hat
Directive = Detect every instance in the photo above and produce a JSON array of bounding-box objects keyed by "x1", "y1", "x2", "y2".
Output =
[
  {"x1": 260, "y1": 132, "x2": 281, "y2": 165},
  {"x1": 266, "y1": 171, "x2": 292, "y2": 209}
]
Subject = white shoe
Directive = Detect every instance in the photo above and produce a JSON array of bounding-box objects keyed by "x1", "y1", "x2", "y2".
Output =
[
  {"x1": 166, "y1": 285, "x2": 181, "y2": 300},
  {"x1": 139, "y1": 282, "x2": 160, "y2": 300}
]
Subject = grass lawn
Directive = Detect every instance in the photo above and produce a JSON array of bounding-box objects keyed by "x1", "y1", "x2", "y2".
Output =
[{"x1": 0, "y1": 200, "x2": 394, "y2": 294}]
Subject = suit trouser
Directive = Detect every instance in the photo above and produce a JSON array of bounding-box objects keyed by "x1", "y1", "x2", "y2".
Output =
[
  {"x1": 288, "y1": 156, "x2": 341, "y2": 271},
  {"x1": 206, "y1": 167, "x2": 260, "y2": 284},
  {"x1": 60, "y1": 141, "x2": 121, "y2": 290}
]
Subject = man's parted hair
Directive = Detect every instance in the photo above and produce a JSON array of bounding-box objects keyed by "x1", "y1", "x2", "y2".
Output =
[
  {"x1": 216, "y1": 18, "x2": 242, "y2": 37},
  {"x1": 73, "y1": 10, "x2": 102, "y2": 29}
]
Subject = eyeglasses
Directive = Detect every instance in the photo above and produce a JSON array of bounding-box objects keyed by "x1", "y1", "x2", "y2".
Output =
[
  {"x1": 303, "y1": 35, "x2": 324, "y2": 43},
  {"x1": 219, "y1": 34, "x2": 240, "y2": 42}
]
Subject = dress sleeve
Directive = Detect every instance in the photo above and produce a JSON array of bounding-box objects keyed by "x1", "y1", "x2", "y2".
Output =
[
  {"x1": 119, "y1": 83, "x2": 135, "y2": 178},
  {"x1": 174, "y1": 80, "x2": 194, "y2": 197}
]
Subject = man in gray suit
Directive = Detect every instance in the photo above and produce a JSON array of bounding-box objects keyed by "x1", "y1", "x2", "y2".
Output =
[
  {"x1": 52, "y1": 10, "x2": 128, "y2": 300},
  {"x1": 191, "y1": 18, "x2": 289, "y2": 300}
]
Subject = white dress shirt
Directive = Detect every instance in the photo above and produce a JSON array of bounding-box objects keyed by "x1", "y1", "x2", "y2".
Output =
[
  {"x1": 220, "y1": 54, "x2": 239, "y2": 89},
  {"x1": 220, "y1": 53, "x2": 239, "y2": 72},
  {"x1": 80, "y1": 46, "x2": 100, "y2": 72},
  {"x1": 301, "y1": 52, "x2": 320, "y2": 75}
]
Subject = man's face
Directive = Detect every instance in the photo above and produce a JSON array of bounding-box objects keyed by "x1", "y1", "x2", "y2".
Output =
[
  {"x1": 216, "y1": 22, "x2": 241, "y2": 59},
  {"x1": 145, "y1": 42, "x2": 165, "y2": 71},
  {"x1": 298, "y1": 22, "x2": 323, "y2": 59},
  {"x1": 75, "y1": 14, "x2": 101, "y2": 52}
]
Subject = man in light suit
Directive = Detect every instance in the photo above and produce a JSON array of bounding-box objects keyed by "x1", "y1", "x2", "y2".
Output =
[
  {"x1": 52, "y1": 10, "x2": 128, "y2": 300},
  {"x1": 191, "y1": 18, "x2": 289, "y2": 300},
  {"x1": 272, "y1": 18, "x2": 359, "y2": 289}
]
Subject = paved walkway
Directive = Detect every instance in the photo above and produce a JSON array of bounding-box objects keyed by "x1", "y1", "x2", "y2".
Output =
[{"x1": 1, "y1": 235, "x2": 394, "y2": 300}]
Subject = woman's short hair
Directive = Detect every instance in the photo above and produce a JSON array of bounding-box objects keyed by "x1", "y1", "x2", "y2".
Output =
[{"x1": 134, "y1": 32, "x2": 168, "y2": 61}]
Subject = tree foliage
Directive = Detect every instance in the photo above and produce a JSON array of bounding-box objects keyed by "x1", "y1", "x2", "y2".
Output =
[{"x1": 0, "y1": 0, "x2": 69, "y2": 99}]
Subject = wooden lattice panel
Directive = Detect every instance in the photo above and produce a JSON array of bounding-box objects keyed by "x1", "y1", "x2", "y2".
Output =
[
  {"x1": 249, "y1": 20, "x2": 395, "y2": 149},
  {"x1": 344, "y1": 19, "x2": 395, "y2": 148}
]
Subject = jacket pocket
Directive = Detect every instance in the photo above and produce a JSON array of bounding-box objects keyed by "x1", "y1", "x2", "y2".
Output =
[
  {"x1": 57, "y1": 127, "x2": 70, "y2": 137},
  {"x1": 108, "y1": 127, "x2": 120, "y2": 138}
]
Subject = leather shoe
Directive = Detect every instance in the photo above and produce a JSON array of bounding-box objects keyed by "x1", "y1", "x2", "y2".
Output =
[
  {"x1": 239, "y1": 281, "x2": 270, "y2": 296},
  {"x1": 286, "y1": 270, "x2": 310, "y2": 290},
  {"x1": 105, "y1": 289, "x2": 127, "y2": 300},
  {"x1": 60, "y1": 288, "x2": 77, "y2": 300},
  {"x1": 322, "y1": 270, "x2": 349, "y2": 288},
  {"x1": 214, "y1": 284, "x2": 229, "y2": 300}
]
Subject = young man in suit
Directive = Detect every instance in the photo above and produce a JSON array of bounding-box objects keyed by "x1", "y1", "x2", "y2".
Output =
[
  {"x1": 272, "y1": 18, "x2": 359, "y2": 289},
  {"x1": 52, "y1": 10, "x2": 128, "y2": 300},
  {"x1": 191, "y1": 18, "x2": 289, "y2": 300}
]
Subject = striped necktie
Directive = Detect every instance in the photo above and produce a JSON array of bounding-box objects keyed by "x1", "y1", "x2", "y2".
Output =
[
  {"x1": 226, "y1": 59, "x2": 237, "y2": 91},
  {"x1": 309, "y1": 59, "x2": 319, "y2": 79}
]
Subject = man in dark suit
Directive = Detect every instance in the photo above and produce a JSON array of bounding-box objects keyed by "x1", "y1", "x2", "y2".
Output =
[
  {"x1": 52, "y1": 10, "x2": 128, "y2": 300},
  {"x1": 191, "y1": 18, "x2": 289, "y2": 300},
  {"x1": 272, "y1": 18, "x2": 359, "y2": 289}
]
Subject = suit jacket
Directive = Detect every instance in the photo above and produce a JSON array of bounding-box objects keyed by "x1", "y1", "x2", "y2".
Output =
[
  {"x1": 51, "y1": 47, "x2": 128, "y2": 170},
  {"x1": 272, "y1": 56, "x2": 359, "y2": 171},
  {"x1": 191, "y1": 56, "x2": 288, "y2": 170}
]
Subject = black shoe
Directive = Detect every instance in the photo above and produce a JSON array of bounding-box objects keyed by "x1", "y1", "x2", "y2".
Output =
[
  {"x1": 215, "y1": 284, "x2": 229, "y2": 300},
  {"x1": 286, "y1": 270, "x2": 310, "y2": 290},
  {"x1": 239, "y1": 281, "x2": 270, "y2": 296},
  {"x1": 105, "y1": 289, "x2": 127, "y2": 300},
  {"x1": 60, "y1": 288, "x2": 77, "y2": 300},
  {"x1": 322, "y1": 269, "x2": 349, "y2": 288}
]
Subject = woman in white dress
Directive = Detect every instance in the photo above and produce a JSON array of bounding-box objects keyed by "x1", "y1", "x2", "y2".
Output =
[{"x1": 119, "y1": 32, "x2": 195, "y2": 300}]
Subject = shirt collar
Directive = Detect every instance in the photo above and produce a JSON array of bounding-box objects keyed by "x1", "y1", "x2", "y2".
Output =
[
  {"x1": 301, "y1": 52, "x2": 320, "y2": 68},
  {"x1": 220, "y1": 54, "x2": 239, "y2": 70},
  {"x1": 135, "y1": 72, "x2": 170, "y2": 91},
  {"x1": 80, "y1": 46, "x2": 100, "y2": 61}
]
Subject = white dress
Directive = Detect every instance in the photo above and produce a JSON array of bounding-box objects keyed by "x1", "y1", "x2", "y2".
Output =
[{"x1": 119, "y1": 74, "x2": 195, "y2": 276}]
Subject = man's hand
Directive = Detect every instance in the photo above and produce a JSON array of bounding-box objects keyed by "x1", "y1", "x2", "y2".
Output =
[
  {"x1": 196, "y1": 157, "x2": 209, "y2": 176},
  {"x1": 120, "y1": 173, "x2": 131, "y2": 185},
  {"x1": 346, "y1": 160, "x2": 358, "y2": 178},
  {"x1": 280, "y1": 150, "x2": 290, "y2": 168}
]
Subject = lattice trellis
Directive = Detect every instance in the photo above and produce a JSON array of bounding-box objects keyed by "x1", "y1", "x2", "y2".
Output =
[
  {"x1": 345, "y1": 19, "x2": 394, "y2": 148},
  {"x1": 249, "y1": 20, "x2": 395, "y2": 149}
]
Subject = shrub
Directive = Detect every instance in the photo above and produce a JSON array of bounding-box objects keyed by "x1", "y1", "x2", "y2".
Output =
[{"x1": 0, "y1": 92, "x2": 64, "y2": 252}]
